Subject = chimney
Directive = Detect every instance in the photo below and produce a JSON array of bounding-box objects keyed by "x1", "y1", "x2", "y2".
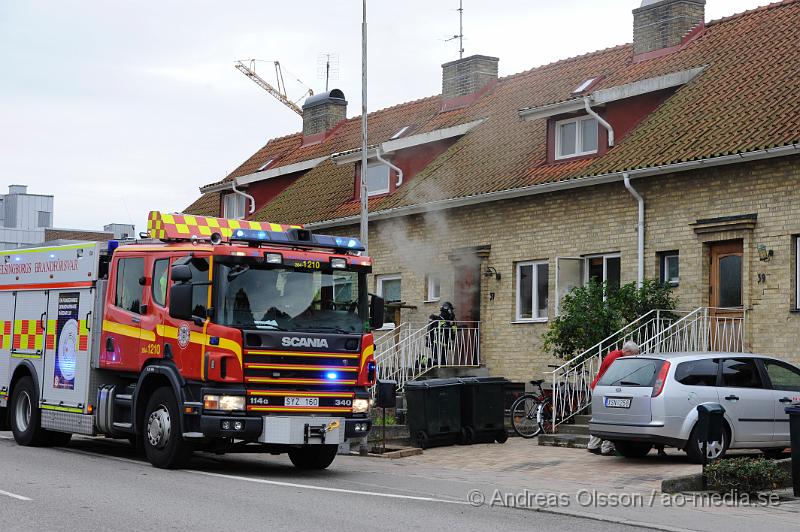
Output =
[
  {"x1": 302, "y1": 89, "x2": 347, "y2": 137},
  {"x1": 633, "y1": 0, "x2": 705, "y2": 55},
  {"x1": 441, "y1": 55, "x2": 499, "y2": 100}
]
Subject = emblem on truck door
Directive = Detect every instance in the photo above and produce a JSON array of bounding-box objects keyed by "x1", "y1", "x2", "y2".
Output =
[
  {"x1": 281, "y1": 337, "x2": 329, "y2": 348},
  {"x1": 178, "y1": 324, "x2": 191, "y2": 349}
]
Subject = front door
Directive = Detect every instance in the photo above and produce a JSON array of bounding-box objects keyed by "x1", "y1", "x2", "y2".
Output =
[
  {"x1": 709, "y1": 241, "x2": 744, "y2": 350},
  {"x1": 451, "y1": 254, "x2": 481, "y2": 323}
]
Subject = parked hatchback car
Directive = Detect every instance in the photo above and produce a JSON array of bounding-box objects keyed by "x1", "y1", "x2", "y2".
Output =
[{"x1": 589, "y1": 353, "x2": 800, "y2": 462}]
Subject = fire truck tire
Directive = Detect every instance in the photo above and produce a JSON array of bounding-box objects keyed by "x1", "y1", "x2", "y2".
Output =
[
  {"x1": 288, "y1": 444, "x2": 338, "y2": 470},
  {"x1": 143, "y1": 387, "x2": 192, "y2": 469},
  {"x1": 9, "y1": 377, "x2": 49, "y2": 446}
]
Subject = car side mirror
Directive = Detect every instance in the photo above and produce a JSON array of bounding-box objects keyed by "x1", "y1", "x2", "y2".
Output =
[
  {"x1": 168, "y1": 283, "x2": 194, "y2": 321},
  {"x1": 369, "y1": 295, "x2": 385, "y2": 330},
  {"x1": 171, "y1": 264, "x2": 193, "y2": 283}
]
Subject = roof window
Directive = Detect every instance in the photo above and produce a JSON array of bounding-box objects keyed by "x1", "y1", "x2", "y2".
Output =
[
  {"x1": 572, "y1": 78, "x2": 597, "y2": 94},
  {"x1": 257, "y1": 158, "x2": 274, "y2": 172},
  {"x1": 390, "y1": 126, "x2": 411, "y2": 140}
]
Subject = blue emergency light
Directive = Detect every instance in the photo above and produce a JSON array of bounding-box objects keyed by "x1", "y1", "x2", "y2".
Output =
[
  {"x1": 229, "y1": 228, "x2": 365, "y2": 253},
  {"x1": 325, "y1": 372, "x2": 339, "y2": 381}
]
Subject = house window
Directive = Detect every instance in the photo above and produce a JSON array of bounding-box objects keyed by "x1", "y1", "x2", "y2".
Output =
[
  {"x1": 585, "y1": 254, "x2": 621, "y2": 293},
  {"x1": 555, "y1": 116, "x2": 598, "y2": 160},
  {"x1": 516, "y1": 261, "x2": 549, "y2": 322},
  {"x1": 365, "y1": 163, "x2": 391, "y2": 196},
  {"x1": 223, "y1": 193, "x2": 246, "y2": 219},
  {"x1": 659, "y1": 251, "x2": 680, "y2": 287},
  {"x1": 426, "y1": 275, "x2": 441, "y2": 302},
  {"x1": 37, "y1": 211, "x2": 51, "y2": 228},
  {"x1": 377, "y1": 274, "x2": 401, "y2": 304}
]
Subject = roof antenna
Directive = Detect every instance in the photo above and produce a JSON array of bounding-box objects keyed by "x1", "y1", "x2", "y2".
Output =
[
  {"x1": 445, "y1": 1, "x2": 465, "y2": 59},
  {"x1": 317, "y1": 53, "x2": 340, "y2": 92}
]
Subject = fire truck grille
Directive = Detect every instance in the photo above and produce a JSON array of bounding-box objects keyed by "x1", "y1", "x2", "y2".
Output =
[{"x1": 243, "y1": 350, "x2": 361, "y2": 386}]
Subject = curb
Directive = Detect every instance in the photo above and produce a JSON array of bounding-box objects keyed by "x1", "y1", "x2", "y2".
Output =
[{"x1": 661, "y1": 457, "x2": 792, "y2": 493}]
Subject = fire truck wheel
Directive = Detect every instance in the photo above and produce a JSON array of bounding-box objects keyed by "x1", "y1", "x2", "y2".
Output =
[
  {"x1": 288, "y1": 444, "x2": 338, "y2": 470},
  {"x1": 9, "y1": 376, "x2": 49, "y2": 446},
  {"x1": 143, "y1": 387, "x2": 192, "y2": 469}
]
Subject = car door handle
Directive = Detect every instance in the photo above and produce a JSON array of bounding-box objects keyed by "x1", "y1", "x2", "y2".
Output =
[
  {"x1": 131, "y1": 316, "x2": 141, "y2": 324},
  {"x1": 724, "y1": 395, "x2": 739, "y2": 401},
  {"x1": 779, "y1": 397, "x2": 793, "y2": 403}
]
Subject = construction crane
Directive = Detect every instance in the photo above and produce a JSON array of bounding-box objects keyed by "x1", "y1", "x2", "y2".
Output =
[{"x1": 234, "y1": 59, "x2": 313, "y2": 116}]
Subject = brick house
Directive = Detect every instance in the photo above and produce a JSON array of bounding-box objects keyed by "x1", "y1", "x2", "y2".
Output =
[{"x1": 186, "y1": 0, "x2": 800, "y2": 381}]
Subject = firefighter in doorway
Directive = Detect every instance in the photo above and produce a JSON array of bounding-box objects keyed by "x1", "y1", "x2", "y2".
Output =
[{"x1": 424, "y1": 302, "x2": 458, "y2": 368}]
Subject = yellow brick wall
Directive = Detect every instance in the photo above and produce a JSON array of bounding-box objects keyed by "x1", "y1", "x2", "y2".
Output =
[{"x1": 329, "y1": 155, "x2": 800, "y2": 382}]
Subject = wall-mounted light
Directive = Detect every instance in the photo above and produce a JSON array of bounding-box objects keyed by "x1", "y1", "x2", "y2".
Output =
[
  {"x1": 757, "y1": 244, "x2": 773, "y2": 262},
  {"x1": 483, "y1": 266, "x2": 501, "y2": 281}
]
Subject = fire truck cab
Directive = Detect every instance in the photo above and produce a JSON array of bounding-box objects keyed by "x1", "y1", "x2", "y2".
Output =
[{"x1": 0, "y1": 212, "x2": 383, "y2": 469}]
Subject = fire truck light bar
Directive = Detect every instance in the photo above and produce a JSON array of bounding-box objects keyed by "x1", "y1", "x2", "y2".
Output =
[{"x1": 230, "y1": 228, "x2": 365, "y2": 252}]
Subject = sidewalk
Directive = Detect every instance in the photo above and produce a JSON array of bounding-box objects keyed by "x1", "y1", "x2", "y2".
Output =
[{"x1": 341, "y1": 438, "x2": 800, "y2": 532}]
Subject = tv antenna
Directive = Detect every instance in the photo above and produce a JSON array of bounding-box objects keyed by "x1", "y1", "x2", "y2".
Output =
[
  {"x1": 445, "y1": 0, "x2": 465, "y2": 59},
  {"x1": 317, "y1": 53, "x2": 340, "y2": 92},
  {"x1": 234, "y1": 59, "x2": 313, "y2": 116}
]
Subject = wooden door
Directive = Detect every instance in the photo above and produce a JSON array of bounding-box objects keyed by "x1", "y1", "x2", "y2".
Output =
[
  {"x1": 452, "y1": 255, "x2": 481, "y2": 323},
  {"x1": 709, "y1": 240, "x2": 744, "y2": 350}
]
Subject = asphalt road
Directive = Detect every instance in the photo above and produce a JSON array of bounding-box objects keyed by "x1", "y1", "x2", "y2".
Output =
[{"x1": 0, "y1": 432, "x2": 654, "y2": 532}]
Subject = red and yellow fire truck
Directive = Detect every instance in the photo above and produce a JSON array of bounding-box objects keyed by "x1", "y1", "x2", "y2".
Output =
[{"x1": 0, "y1": 211, "x2": 382, "y2": 469}]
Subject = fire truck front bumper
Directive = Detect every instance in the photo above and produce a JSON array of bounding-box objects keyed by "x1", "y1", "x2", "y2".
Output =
[{"x1": 197, "y1": 415, "x2": 371, "y2": 443}]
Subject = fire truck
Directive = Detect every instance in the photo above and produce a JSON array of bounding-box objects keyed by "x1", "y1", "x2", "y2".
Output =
[{"x1": 0, "y1": 212, "x2": 383, "y2": 469}]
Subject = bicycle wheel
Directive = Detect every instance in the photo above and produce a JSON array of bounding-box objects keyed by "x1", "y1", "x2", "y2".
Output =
[
  {"x1": 537, "y1": 398, "x2": 554, "y2": 434},
  {"x1": 511, "y1": 395, "x2": 543, "y2": 438}
]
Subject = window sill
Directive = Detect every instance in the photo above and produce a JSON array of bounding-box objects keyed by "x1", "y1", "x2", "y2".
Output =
[
  {"x1": 511, "y1": 319, "x2": 548, "y2": 325},
  {"x1": 423, "y1": 299, "x2": 440, "y2": 304},
  {"x1": 790, "y1": 308, "x2": 800, "y2": 314}
]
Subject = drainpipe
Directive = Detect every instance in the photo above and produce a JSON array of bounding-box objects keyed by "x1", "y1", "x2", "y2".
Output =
[
  {"x1": 584, "y1": 96, "x2": 614, "y2": 147},
  {"x1": 375, "y1": 146, "x2": 404, "y2": 187},
  {"x1": 623, "y1": 172, "x2": 644, "y2": 288},
  {"x1": 231, "y1": 178, "x2": 256, "y2": 216}
]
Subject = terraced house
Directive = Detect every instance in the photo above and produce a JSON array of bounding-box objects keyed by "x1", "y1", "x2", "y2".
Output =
[{"x1": 187, "y1": 0, "x2": 800, "y2": 383}]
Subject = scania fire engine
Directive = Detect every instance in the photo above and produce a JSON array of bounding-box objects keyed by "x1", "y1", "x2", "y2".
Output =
[{"x1": 0, "y1": 211, "x2": 383, "y2": 469}]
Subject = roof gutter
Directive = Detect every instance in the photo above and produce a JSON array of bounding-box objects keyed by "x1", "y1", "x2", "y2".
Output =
[
  {"x1": 584, "y1": 96, "x2": 614, "y2": 147},
  {"x1": 623, "y1": 172, "x2": 644, "y2": 287},
  {"x1": 375, "y1": 146, "x2": 404, "y2": 187},
  {"x1": 306, "y1": 143, "x2": 800, "y2": 229},
  {"x1": 231, "y1": 178, "x2": 256, "y2": 216}
]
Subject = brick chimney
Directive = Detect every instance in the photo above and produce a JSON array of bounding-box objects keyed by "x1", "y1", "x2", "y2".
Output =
[
  {"x1": 633, "y1": 0, "x2": 705, "y2": 55},
  {"x1": 441, "y1": 55, "x2": 499, "y2": 100},
  {"x1": 302, "y1": 89, "x2": 347, "y2": 137}
]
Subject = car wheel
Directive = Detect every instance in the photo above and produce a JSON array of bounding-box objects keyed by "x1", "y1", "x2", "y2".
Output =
[
  {"x1": 288, "y1": 444, "x2": 338, "y2": 470},
  {"x1": 9, "y1": 377, "x2": 49, "y2": 446},
  {"x1": 614, "y1": 440, "x2": 653, "y2": 458},
  {"x1": 143, "y1": 387, "x2": 192, "y2": 469},
  {"x1": 685, "y1": 423, "x2": 729, "y2": 464}
]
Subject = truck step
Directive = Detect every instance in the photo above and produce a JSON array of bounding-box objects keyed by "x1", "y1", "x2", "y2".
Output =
[
  {"x1": 115, "y1": 394, "x2": 132, "y2": 401},
  {"x1": 112, "y1": 422, "x2": 132, "y2": 430}
]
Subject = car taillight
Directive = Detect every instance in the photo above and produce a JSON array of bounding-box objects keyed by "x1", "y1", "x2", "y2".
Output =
[{"x1": 651, "y1": 361, "x2": 671, "y2": 397}]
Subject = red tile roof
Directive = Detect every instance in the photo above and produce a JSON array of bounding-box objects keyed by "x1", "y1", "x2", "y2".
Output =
[{"x1": 186, "y1": 0, "x2": 800, "y2": 224}]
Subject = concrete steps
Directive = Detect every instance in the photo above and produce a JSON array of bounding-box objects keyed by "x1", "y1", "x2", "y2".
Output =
[{"x1": 537, "y1": 413, "x2": 592, "y2": 449}]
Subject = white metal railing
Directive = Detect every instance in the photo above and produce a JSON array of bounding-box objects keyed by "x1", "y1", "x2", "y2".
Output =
[
  {"x1": 547, "y1": 309, "x2": 690, "y2": 429},
  {"x1": 547, "y1": 307, "x2": 747, "y2": 429},
  {"x1": 372, "y1": 321, "x2": 481, "y2": 393}
]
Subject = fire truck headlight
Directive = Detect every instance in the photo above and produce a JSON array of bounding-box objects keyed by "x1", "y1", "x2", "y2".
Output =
[
  {"x1": 204, "y1": 394, "x2": 245, "y2": 411},
  {"x1": 352, "y1": 398, "x2": 370, "y2": 414}
]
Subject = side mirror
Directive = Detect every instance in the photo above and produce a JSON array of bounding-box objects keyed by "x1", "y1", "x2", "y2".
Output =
[
  {"x1": 171, "y1": 264, "x2": 193, "y2": 283},
  {"x1": 168, "y1": 283, "x2": 194, "y2": 321},
  {"x1": 369, "y1": 295, "x2": 385, "y2": 330}
]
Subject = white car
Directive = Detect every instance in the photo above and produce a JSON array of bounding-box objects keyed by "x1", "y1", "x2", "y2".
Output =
[{"x1": 589, "y1": 353, "x2": 800, "y2": 462}]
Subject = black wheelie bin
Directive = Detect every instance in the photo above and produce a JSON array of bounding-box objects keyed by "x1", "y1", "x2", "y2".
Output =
[
  {"x1": 459, "y1": 377, "x2": 509, "y2": 444},
  {"x1": 405, "y1": 378, "x2": 462, "y2": 449}
]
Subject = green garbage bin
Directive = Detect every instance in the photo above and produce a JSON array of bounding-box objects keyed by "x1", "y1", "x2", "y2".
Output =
[
  {"x1": 405, "y1": 378, "x2": 462, "y2": 449},
  {"x1": 459, "y1": 377, "x2": 509, "y2": 444}
]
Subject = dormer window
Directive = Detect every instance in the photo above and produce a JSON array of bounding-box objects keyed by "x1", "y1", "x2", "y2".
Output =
[
  {"x1": 365, "y1": 163, "x2": 391, "y2": 196},
  {"x1": 555, "y1": 116, "x2": 598, "y2": 160},
  {"x1": 223, "y1": 193, "x2": 246, "y2": 219}
]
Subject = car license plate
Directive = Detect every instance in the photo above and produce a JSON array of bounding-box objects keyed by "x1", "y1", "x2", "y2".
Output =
[
  {"x1": 285, "y1": 397, "x2": 319, "y2": 407},
  {"x1": 604, "y1": 397, "x2": 631, "y2": 409}
]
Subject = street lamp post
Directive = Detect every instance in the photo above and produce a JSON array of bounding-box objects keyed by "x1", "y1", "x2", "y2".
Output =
[{"x1": 359, "y1": 0, "x2": 369, "y2": 253}]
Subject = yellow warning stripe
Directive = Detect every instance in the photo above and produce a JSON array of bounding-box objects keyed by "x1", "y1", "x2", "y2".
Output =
[
  {"x1": 246, "y1": 350, "x2": 360, "y2": 359},
  {"x1": 41, "y1": 404, "x2": 84, "y2": 414},
  {"x1": 11, "y1": 353, "x2": 41, "y2": 359},
  {"x1": 156, "y1": 324, "x2": 242, "y2": 366},
  {"x1": 0, "y1": 243, "x2": 91, "y2": 256},
  {"x1": 245, "y1": 363, "x2": 358, "y2": 372},
  {"x1": 245, "y1": 377, "x2": 357, "y2": 385},
  {"x1": 247, "y1": 390, "x2": 354, "y2": 398},
  {"x1": 102, "y1": 320, "x2": 155, "y2": 342}
]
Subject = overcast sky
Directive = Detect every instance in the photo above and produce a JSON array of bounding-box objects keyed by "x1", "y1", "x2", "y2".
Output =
[{"x1": 0, "y1": 0, "x2": 767, "y2": 232}]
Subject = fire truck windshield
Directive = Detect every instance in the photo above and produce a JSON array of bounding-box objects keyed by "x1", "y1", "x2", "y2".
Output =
[{"x1": 215, "y1": 261, "x2": 365, "y2": 334}]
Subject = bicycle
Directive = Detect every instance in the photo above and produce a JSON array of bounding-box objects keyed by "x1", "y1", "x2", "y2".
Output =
[{"x1": 510, "y1": 367, "x2": 592, "y2": 438}]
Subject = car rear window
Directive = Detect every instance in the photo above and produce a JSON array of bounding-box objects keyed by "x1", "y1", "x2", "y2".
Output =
[
  {"x1": 674, "y1": 359, "x2": 719, "y2": 386},
  {"x1": 596, "y1": 358, "x2": 663, "y2": 387}
]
